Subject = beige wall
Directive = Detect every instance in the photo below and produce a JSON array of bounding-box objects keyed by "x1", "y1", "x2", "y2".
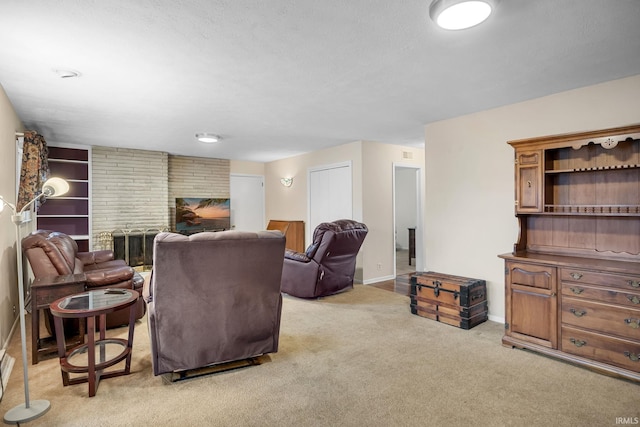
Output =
[
  {"x1": 362, "y1": 142, "x2": 425, "y2": 282},
  {"x1": 0, "y1": 84, "x2": 23, "y2": 348},
  {"x1": 230, "y1": 160, "x2": 265, "y2": 176},
  {"x1": 265, "y1": 140, "x2": 425, "y2": 283},
  {"x1": 265, "y1": 141, "x2": 363, "y2": 232},
  {"x1": 424, "y1": 74, "x2": 640, "y2": 322}
]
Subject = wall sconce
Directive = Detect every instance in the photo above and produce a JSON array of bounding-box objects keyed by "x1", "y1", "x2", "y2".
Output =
[
  {"x1": 1, "y1": 176, "x2": 69, "y2": 424},
  {"x1": 280, "y1": 177, "x2": 293, "y2": 188}
]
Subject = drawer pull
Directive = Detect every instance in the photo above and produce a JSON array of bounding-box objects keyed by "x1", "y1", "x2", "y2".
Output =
[
  {"x1": 629, "y1": 280, "x2": 640, "y2": 289},
  {"x1": 569, "y1": 287, "x2": 584, "y2": 295},
  {"x1": 627, "y1": 295, "x2": 640, "y2": 305},
  {"x1": 624, "y1": 318, "x2": 640, "y2": 329},
  {"x1": 569, "y1": 272, "x2": 583, "y2": 280},
  {"x1": 569, "y1": 338, "x2": 587, "y2": 347},
  {"x1": 570, "y1": 308, "x2": 587, "y2": 317},
  {"x1": 623, "y1": 352, "x2": 639, "y2": 362}
]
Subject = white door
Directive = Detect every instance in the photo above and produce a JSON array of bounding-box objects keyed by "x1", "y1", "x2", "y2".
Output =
[
  {"x1": 230, "y1": 174, "x2": 265, "y2": 231},
  {"x1": 308, "y1": 162, "x2": 352, "y2": 231}
]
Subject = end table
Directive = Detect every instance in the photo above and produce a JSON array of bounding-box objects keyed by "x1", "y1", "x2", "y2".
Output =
[{"x1": 49, "y1": 289, "x2": 139, "y2": 397}]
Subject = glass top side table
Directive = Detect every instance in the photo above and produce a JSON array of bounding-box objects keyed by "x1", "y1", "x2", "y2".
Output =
[{"x1": 49, "y1": 289, "x2": 139, "y2": 397}]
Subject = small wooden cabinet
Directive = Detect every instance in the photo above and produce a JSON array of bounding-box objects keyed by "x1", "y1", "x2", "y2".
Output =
[
  {"x1": 515, "y1": 150, "x2": 543, "y2": 212},
  {"x1": 267, "y1": 220, "x2": 305, "y2": 253},
  {"x1": 500, "y1": 124, "x2": 640, "y2": 382},
  {"x1": 504, "y1": 261, "x2": 557, "y2": 349}
]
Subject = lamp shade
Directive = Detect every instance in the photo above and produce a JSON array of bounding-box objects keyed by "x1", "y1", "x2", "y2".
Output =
[{"x1": 42, "y1": 177, "x2": 69, "y2": 197}]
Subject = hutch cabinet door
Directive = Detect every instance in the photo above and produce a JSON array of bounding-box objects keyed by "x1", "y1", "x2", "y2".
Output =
[
  {"x1": 515, "y1": 150, "x2": 543, "y2": 213},
  {"x1": 505, "y1": 261, "x2": 557, "y2": 349}
]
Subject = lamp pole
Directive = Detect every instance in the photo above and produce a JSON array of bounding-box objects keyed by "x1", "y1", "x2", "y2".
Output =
[
  {"x1": 2, "y1": 177, "x2": 68, "y2": 424},
  {"x1": 3, "y1": 205, "x2": 50, "y2": 424}
]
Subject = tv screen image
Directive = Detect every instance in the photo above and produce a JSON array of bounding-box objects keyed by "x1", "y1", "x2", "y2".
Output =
[{"x1": 175, "y1": 197, "x2": 231, "y2": 235}]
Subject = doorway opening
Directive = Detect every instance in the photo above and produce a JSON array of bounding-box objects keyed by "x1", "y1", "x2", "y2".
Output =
[{"x1": 393, "y1": 164, "x2": 422, "y2": 286}]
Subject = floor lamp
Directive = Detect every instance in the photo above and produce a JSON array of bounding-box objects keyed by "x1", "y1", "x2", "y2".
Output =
[{"x1": 1, "y1": 177, "x2": 69, "y2": 425}]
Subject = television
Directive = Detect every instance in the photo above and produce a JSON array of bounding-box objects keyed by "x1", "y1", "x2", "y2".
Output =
[{"x1": 175, "y1": 197, "x2": 231, "y2": 235}]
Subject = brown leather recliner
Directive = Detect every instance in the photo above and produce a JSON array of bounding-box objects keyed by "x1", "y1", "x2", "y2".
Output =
[
  {"x1": 144, "y1": 230, "x2": 285, "y2": 376},
  {"x1": 280, "y1": 219, "x2": 368, "y2": 298},
  {"x1": 22, "y1": 230, "x2": 146, "y2": 329}
]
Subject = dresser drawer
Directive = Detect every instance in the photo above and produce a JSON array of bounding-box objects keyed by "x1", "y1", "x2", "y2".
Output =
[
  {"x1": 561, "y1": 282, "x2": 640, "y2": 309},
  {"x1": 561, "y1": 326, "x2": 640, "y2": 373},
  {"x1": 508, "y1": 262, "x2": 555, "y2": 290},
  {"x1": 561, "y1": 269, "x2": 640, "y2": 291},
  {"x1": 562, "y1": 297, "x2": 640, "y2": 341}
]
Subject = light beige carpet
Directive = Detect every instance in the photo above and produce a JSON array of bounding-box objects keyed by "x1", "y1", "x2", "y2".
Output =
[{"x1": 1, "y1": 285, "x2": 638, "y2": 426}]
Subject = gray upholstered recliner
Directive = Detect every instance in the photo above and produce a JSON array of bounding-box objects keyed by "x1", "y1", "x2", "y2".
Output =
[
  {"x1": 144, "y1": 230, "x2": 286, "y2": 376},
  {"x1": 280, "y1": 219, "x2": 368, "y2": 298}
]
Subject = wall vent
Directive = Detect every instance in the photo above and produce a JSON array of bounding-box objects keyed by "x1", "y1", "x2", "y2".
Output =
[{"x1": 402, "y1": 151, "x2": 413, "y2": 159}]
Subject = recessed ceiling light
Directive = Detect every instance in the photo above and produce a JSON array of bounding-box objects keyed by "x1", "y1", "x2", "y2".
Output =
[
  {"x1": 196, "y1": 133, "x2": 221, "y2": 143},
  {"x1": 53, "y1": 68, "x2": 81, "y2": 78},
  {"x1": 429, "y1": 0, "x2": 496, "y2": 30}
]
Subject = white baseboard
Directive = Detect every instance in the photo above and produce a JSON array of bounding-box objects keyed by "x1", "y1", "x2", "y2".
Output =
[
  {"x1": 0, "y1": 316, "x2": 19, "y2": 400},
  {"x1": 488, "y1": 314, "x2": 505, "y2": 324},
  {"x1": 0, "y1": 351, "x2": 15, "y2": 399},
  {"x1": 362, "y1": 275, "x2": 396, "y2": 285}
]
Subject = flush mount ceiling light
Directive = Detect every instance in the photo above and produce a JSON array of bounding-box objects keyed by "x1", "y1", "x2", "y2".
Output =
[
  {"x1": 429, "y1": 0, "x2": 497, "y2": 30},
  {"x1": 53, "y1": 68, "x2": 81, "y2": 78},
  {"x1": 196, "y1": 133, "x2": 221, "y2": 143}
]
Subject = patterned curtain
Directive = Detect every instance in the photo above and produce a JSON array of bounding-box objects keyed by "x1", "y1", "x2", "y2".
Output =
[{"x1": 16, "y1": 131, "x2": 49, "y2": 212}]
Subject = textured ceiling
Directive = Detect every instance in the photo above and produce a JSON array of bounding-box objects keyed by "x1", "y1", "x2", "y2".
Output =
[{"x1": 1, "y1": 0, "x2": 639, "y2": 162}]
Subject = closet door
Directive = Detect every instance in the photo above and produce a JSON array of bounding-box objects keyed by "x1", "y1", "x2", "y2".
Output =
[
  {"x1": 230, "y1": 174, "x2": 265, "y2": 231},
  {"x1": 308, "y1": 162, "x2": 352, "y2": 231}
]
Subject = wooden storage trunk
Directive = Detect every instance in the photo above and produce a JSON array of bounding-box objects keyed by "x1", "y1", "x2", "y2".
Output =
[{"x1": 410, "y1": 271, "x2": 488, "y2": 330}]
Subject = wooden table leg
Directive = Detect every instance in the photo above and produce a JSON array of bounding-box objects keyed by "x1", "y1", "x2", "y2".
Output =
[
  {"x1": 87, "y1": 315, "x2": 96, "y2": 397},
  {"x1": 31, "y1": 308, "x2": 40, "y2": 365},
  {"x1": 124, "y1": 303, "x2": 137, "y2": 374},
  {"x1": 53, "y1": 315, "x2": 70, "y2": 386}
]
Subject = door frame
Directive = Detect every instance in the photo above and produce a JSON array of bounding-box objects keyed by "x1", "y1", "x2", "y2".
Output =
[{"x1": 392, "y1": 163, "x2": 424, "y2": 275}]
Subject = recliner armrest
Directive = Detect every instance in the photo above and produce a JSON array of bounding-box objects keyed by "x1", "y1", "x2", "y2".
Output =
[
  {"x1": 284, "y1": 249, "x2": 312, "y2": 263},
  {"x1": 78, "y1": 250, "x2": 115, "y2": 265},
  {"x1": 85, "y1": 266, "x2": 135, "y2": 288}
]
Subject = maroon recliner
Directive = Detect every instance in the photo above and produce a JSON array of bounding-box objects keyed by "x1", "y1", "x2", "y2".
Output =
[
  {"x1": 280, "y1": 219, "x2": 368, "y2": 298},
  {"x1": 22, "y1": 230, "x2": 146, "y2": 330}
]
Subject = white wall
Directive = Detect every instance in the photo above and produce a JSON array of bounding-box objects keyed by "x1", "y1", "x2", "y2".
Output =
[
  {"x1": 0, "y1": 84, "x2": 24, "y2": 349},
  {"x1": 424, "y1": 74, "x2": 640, "y2": 322}
]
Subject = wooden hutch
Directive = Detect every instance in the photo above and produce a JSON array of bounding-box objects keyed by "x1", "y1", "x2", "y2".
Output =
[{"x1": 499, "y1": 124, "x2": 640, "y2": 382}]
